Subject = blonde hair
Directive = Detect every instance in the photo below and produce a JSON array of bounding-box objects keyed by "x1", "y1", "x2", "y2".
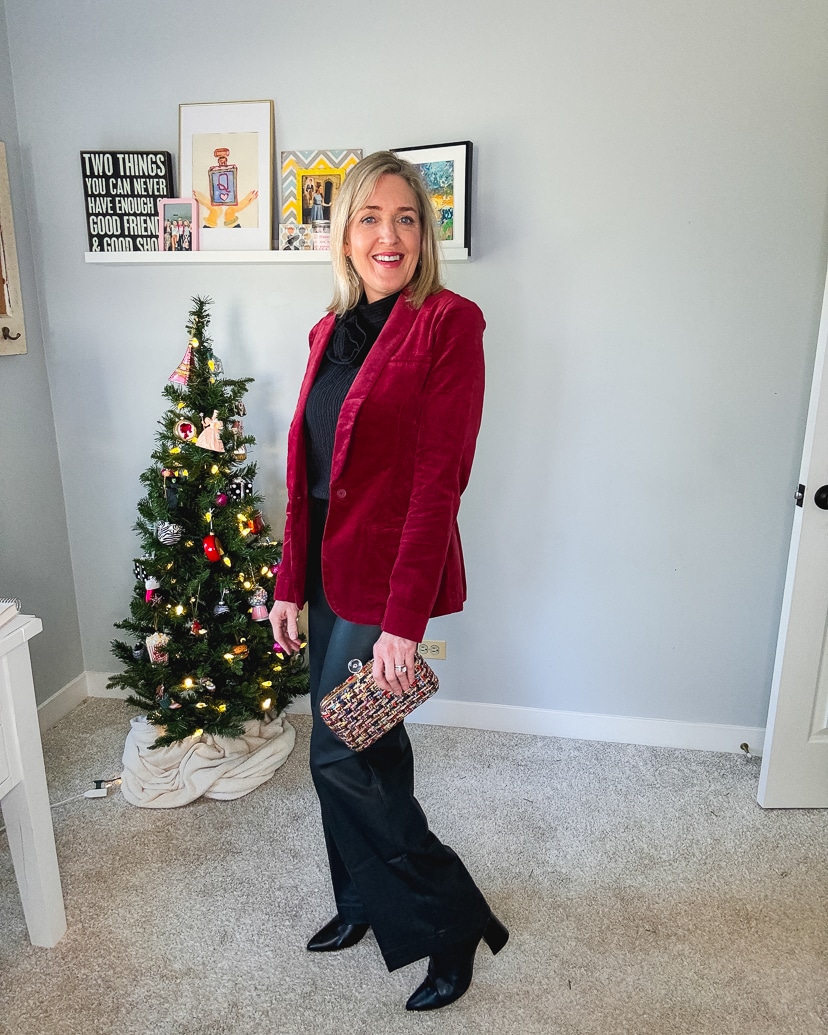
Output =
[{"x1": 327, "y1": 151, "x2": 444, "y2": 314}]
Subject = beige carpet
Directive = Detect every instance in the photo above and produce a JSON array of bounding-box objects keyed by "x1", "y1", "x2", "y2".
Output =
[{"x1": 0, "y1": 698, "x2": 826, "y2": 1035}]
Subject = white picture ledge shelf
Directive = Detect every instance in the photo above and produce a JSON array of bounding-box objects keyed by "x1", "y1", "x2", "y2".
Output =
[{"x1": 84, "y1": 248, "x2": 469, "y2": 266}]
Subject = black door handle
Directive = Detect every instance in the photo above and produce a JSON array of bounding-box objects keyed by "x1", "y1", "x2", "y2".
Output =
[{"x1": 815, "y1": 485, "x2": 828, "y2": 510}]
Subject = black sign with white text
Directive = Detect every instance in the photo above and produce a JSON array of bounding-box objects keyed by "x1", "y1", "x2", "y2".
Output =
[{"x1": 80, "y1": 151, "x2": 174, "y2": 253}]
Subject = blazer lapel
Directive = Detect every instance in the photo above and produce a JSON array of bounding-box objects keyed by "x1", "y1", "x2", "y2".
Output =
[{"x1": 331, "y1": 294, "x2": 419, "y2": 483}]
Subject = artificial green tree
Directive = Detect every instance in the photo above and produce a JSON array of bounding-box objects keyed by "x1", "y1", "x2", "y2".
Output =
[{"x1": 108, "y1": 296, "x2": 308, "y2": 747}]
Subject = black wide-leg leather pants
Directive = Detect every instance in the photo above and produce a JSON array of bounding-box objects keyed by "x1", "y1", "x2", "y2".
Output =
[{"x1": 305, "y1": 499, "x2": 491, "y2": 972}]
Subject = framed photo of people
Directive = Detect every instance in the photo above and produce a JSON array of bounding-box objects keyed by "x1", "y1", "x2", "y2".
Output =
[
  {"x1": 158, "y1": 198, "x2": 199, "y2": 252},
  {"x1": 279, "y1": 149, "x2": 362, "y2": 248},
  {"x1": 391, "y1": 141, "x2": 473, "y2": 255},
  {"x1": 0, "y1": 142, "x2": 26, "y2": 355},
  {"x1": 179, "y1": 100, "x2": 274, "y2": 250}
]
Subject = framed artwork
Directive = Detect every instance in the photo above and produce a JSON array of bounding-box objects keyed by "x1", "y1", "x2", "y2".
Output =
[
  {"x1": 158, "y1": 198, "x2": 199, "y2": 252},
  {"x1": 179, "y1": 100, "x2": 274, "y2": 251},
  {"x1": 280, "y1": 149, "x2": 362, "y2": 235},
  {"x1": 391, "y1": 141, "x2": 473, "y2": 254},
  {"x1": 0, "y1": 142, "x2": 26, "y2": 356}
]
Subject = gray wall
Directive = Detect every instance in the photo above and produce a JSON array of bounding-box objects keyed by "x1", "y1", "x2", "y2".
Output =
[
  {"x1": 4, "y1": 0, "x2": 828, "y2": 727},
  {"x1": 0, "y1": 1, "x2": 83, "y2": 704}
]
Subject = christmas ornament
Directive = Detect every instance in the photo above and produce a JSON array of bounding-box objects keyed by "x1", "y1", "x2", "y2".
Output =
[
  {"x1": 227, "y1": 477, "x2": 253, "y2": 501},
  {"x1": 249, "y1": 586, "x2": 269, "y2": 622},
  {"x1": 231, "y1": 418, "x2": 244, "y2": 436},
  {"x1": 234, "y1": 400, "x2": 247, "y2": 417},
  {"x1": 157, "y1": 522, "x2": 184, "y2": 545},
  {"x1": 199, "y1": 678, "x2": 216, "y2": 693},
  {"x1": 169, "y1": 344, "x2": 193, "y2": 385},
  {"x1": 146, "y1": 632, "x2": 170, "y2": 665},
  {"x1": 213, "y1": 593, "x2": 230, "y2": 616},
  {"x1": 203, "y1": 534, "x2": 224, "y2": 562},
  {"x1": 233, "y1": 442, "x2": 248, "y2": 461},
  {"x1": 174, "y1": 419, "x2": 197, "y2": 441},
  {"x1": 144, "y1": 576, "x2": 161, "y2": 603},
  {"x1": 161, "y1": 469, "x2": 179, "y2": 510},
  {"x1": 133, "y1": 560, "x2": 149, "y2": 581},
  {"x1": 248, "y1": 512, "x2": 265, "y2": 535},
  {"x1": 215, "y1": 492, "x2": 228, "y2": 507},
  {"x1": 195, "y1": 411, "x2": 225, "y2": 453},
  {"x1": 210, "y1": 355, "x2": 224, "y2": 376},
  {"x1": 132, "y1": 642, "x2": 146, "y2": 660},
  {"x1": 188, "y1": 618, "x2": 204, "y2": 636},
  {"x1": 270, "y1": 562, "x2": 280, "y2": 576},
  {"x1": 231, "y1": 644, "x2": 249, "y2": 659}
]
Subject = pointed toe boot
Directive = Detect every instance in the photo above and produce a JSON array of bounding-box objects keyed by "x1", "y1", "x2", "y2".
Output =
[
  {"x1": 307, "y1": 914, "x2": 370, "y2": 952},
  {"x1": 405, "y1": 914, "x2": 509, "y2": 1011}
]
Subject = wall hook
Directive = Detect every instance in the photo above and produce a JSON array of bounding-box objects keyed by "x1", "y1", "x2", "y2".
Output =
[{"x1": 2, "y1": 327, "x2": 22, "y2": 341}]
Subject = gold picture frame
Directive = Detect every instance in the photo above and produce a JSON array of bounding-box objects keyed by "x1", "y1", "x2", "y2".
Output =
[
  {"x1": 0, "y1": 142, "x2": 26, "y2": 356},
  {"x1": 179, "y1": 100, "x2": 274, "y2": 251}
]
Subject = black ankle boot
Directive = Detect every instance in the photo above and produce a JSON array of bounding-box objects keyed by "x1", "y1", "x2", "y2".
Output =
[
  {"x1": 405, "y1": 914, "x2": 509, "y2": 1011},
  {"x1": 307, "y1": 914, "x2": 369, "y2": 952}
]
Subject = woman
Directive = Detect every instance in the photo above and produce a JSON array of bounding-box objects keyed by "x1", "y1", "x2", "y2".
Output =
[
  {"x1": 269, "y1": 151, "x2": 507, "y2": 1012},
  {"x1": 310, "y1": 182, "x2": 325, "y2": 222}
]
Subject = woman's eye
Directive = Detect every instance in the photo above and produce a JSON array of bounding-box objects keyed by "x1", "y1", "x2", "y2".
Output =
[
  {"x1": 360, "y1": 215, "x2": 376, "y2": 224},
  {"x1": 399, "y1": 216, "x2": 415, "y2": 225}
]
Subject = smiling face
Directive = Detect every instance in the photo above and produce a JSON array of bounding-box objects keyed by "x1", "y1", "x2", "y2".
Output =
[{"x1": 344, "y1": 173, "x2": 423, "y2": 303}]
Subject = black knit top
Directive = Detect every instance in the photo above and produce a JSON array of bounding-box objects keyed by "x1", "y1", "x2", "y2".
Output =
[{"x1": 305, "y1": 291, "x2": 401, "y2": 499}]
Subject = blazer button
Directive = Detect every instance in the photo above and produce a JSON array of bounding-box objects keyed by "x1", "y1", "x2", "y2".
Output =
[{"x1": 335, "y1": 488, "x2": 347, "y2": 499}]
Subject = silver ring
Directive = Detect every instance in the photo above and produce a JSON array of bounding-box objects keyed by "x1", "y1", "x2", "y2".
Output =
[{"x1": 395, "y1": 665, "x2": 407, "y2": 673}]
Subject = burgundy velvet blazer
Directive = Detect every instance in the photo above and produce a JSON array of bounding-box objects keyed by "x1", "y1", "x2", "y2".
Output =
[{"x1": 273, "y1": 288, "x2": 486, "y2": 643}]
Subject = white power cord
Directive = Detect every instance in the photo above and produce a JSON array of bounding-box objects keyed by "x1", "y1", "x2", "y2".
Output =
[{"x1": 0, "y1": 777, "x2": 121, "y2": 838}]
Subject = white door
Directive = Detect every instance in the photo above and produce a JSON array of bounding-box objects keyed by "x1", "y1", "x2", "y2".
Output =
[{"x1": 758, "y1": 263, "x2": 828, "y2": 808}]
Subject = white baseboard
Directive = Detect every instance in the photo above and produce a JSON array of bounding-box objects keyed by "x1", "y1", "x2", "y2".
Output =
[
  {"x1": 285, "y1": 688, "x2": 763, "y2": 755},
  {"x1": 85, "y1": 671, "x2": 130, "y2": 699},
  {"x1": 37, "y1": 673, "x2": 89, "y2": 732},
  {"x1": 407, "y1": 697, "x2": 765, "y2": 755},
  {"x1": 68, "y1": 671, "x2": 764, "y2": 755}
]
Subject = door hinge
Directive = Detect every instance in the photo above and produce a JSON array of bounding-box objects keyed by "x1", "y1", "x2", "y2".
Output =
[{"x1": 795, "y1": 483, "x2": 805, "y2": 507}]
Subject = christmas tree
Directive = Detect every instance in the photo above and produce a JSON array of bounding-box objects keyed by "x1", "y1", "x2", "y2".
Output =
[{"x1": 108, "y1": 296, "x2": 308, "y2": 747}]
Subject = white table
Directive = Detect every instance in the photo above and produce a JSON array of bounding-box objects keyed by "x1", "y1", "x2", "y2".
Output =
[{"x1": 0, "y1": 615, "x2": 67, "y2": 946}]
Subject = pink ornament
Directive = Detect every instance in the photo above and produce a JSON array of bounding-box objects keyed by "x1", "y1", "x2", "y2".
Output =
[
  {"x1": 169, "y1": 344, "x2": 193, "y2": 385},
  {"x1": 215, "y1": 492, "x2": 228, "y2": 507},
  {"x1": 195, "y1": 411, "x2": 225, "y2": 453},
  {"x1": 270, "y1": 562, "x2": 280, "y2": 575}
]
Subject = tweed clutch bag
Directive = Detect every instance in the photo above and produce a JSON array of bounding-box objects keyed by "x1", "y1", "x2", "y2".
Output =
[{"x1": 320, "y1": 655, "x2": 439, "y2": 751}]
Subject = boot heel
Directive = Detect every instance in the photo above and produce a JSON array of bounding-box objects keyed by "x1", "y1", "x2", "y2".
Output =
[{"x1": 482, "y1": 915, "x2": 509, "y2": 955}]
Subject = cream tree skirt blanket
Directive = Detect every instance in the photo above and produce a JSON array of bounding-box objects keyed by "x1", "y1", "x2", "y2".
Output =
[{"x1": 121, "y1": 713, "x2": 296, "y2": 808}]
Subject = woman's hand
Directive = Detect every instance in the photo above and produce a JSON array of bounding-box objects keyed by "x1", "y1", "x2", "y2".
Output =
[
  {"x1": 373, "y1": 631, "x2": 418, "y2": 697},
  {"x1": 269, "y1": 599, "x2": 302, "y2": 654}
]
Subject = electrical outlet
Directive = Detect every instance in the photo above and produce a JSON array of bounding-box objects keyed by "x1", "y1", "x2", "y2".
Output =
[{"x1": 418, "y1": 639, "x2": 446, "y2": 660}]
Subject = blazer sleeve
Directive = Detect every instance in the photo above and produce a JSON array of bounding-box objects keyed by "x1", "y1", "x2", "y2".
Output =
[
  {"x1": 273, "y1": 320, "x2": 327, "y2": 606},
  {"x1": 381, "y1": 299, "x2": 485, "y2": 640}
]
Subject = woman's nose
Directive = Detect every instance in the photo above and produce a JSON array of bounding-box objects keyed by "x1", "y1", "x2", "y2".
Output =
[{"x1": 377, "y1": 218, "x2": 400, "y2": 242}]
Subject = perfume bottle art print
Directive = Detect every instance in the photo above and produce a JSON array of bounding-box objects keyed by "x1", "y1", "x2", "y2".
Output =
[{"x1": 208, "y1": 147, "x2": 238, "y2": 206}]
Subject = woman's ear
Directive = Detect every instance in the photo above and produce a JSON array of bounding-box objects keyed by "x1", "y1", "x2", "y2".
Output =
[{"x1": 343, "y1": 237, "x2": 351, "y2": 257}]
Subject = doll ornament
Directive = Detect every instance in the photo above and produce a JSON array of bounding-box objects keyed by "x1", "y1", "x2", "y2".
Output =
[{"x1": 195, "y1": 411, "x2": 225, "y2": 453}]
